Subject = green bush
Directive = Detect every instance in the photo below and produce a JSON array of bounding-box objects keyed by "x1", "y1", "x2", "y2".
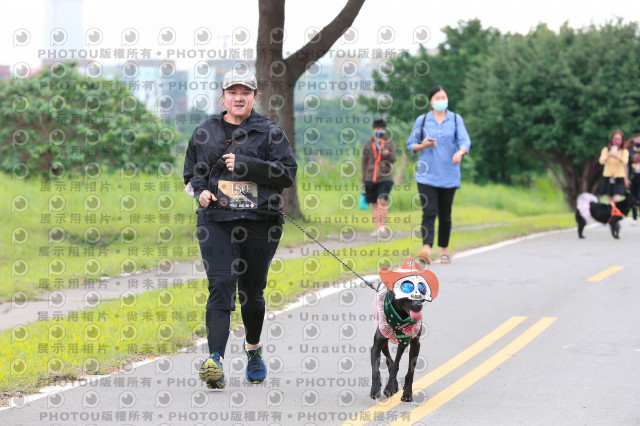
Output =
[{"x1": 0, "y1": 61, "x2": 178, "y2": 178}]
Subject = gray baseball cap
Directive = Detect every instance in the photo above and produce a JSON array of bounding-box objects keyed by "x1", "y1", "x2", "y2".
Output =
[{"x1": 222, "y1": 69, "x2": 257, "y2": 90}]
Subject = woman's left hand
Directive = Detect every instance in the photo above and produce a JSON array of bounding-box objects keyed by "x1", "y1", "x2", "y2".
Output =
[
  {"x1": 625, "y1": 178, "x2": 631, "y2": 188},
  {"x1": 453, "y1": 152, "x2": 463, "y2": 164},
  {"x1": 223, "y1": 153, "x2": 235, "y2": 171}
]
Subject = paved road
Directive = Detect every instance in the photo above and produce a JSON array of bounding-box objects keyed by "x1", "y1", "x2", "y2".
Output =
[{"x1": 2, "y1": 221, "x2": 639, "y2": 425}]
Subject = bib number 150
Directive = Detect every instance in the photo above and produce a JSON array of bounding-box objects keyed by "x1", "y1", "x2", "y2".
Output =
[{"x1": 231, "y1": 183, "x2": 250, "y2": 194}]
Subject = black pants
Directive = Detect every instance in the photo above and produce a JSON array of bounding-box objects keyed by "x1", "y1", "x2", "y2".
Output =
[
  {"x1": 197, "y1": 220, "x2": 281, "y2": 356},
  {"x1": 417, "y1": 183, "x2": 457, "y2": 247},
  {"x1": 631, "y1": 174, "x2": 640, "y2": 220}
]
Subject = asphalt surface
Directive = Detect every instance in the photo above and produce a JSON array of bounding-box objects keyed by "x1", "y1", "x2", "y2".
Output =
[{"x1": 2, "y1": 220, "x2": 639, "y2": 425}]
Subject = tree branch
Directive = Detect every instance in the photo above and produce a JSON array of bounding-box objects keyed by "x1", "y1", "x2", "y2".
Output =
[{"x1": 285, "y1": 0, "x2": 366, "y2": 80}]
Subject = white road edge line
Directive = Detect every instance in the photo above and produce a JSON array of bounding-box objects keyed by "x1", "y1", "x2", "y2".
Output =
[{"x1": 452, "y1": 224, "x2": 595, "y2": 260}]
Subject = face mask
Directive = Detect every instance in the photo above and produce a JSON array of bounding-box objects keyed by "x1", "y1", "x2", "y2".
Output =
[
  {"x1": 634, "y1": 142, "x2": 640, "y2": 148},
  {"x1": 432, "y1": 100, "x2": 448, "y2": 112},
  {"x1": 374, "y1": 130, "x2": 385, "y2": 138},
  {"x1": 612, "y1": 140, "x2": 622, "y2": 147}
]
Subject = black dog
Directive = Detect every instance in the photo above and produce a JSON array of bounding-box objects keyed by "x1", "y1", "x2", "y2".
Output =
[
  {"x1": 370, "y1": 259, "x2": 439, "y2": 402},
  {"x1": 575, "y1": 191, "x2": 638, "y2": 239}
]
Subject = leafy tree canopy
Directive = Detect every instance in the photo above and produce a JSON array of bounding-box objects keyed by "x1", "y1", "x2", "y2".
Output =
[{"x1": 463, "y1": 19, "x2": 640, "y2": 205}]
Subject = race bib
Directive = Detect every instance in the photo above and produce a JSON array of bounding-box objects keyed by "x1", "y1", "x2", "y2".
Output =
[{"x1": 216, "y1": 180, "x2": 258, "y2": 209}]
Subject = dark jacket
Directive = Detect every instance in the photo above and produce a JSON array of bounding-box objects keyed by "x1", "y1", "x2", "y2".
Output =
[
  {"x1": 183, "y1": 109, "x2": 297, "y2": 223},
  {"x1": 362, "y1": 137, "x2": 396, "y2": 182}
]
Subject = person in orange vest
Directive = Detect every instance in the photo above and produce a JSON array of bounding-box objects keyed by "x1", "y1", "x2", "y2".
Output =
[{"x1": 361, "y1": 119, "x2": 396, "y2": 237}]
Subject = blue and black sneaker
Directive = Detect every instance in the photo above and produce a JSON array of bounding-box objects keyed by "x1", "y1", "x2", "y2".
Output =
[
  {"x1": 199, "y1": 352, "x2": 225, "y2": 389},
  {"x1": 244, "y1": 341, "x2": 267, "y2": 384}
]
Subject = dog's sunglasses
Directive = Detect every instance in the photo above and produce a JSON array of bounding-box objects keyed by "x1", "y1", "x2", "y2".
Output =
[{"x1": 400, "y1": 280, "x2": 426, "y2": 294}]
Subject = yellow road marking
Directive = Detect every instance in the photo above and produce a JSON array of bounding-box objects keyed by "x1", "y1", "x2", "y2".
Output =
[
  {"x1": 388, "y1": 317, "x2": 557, "y2": 425},
  {"x1": 587, "y1": 266, "x2": 624, "y2": 282},
  {"x1": 341, "y1": 316, "x2": 528, "y2": 426}
]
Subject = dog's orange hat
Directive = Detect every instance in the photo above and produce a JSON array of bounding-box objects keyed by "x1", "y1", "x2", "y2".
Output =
[{"x1": 379, "y1": 258, "x2": 439, "y2": 299}]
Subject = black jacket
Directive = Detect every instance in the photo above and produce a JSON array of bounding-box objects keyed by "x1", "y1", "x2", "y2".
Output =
[{"x1": 183, "y1": 109, "x2": 297, "y2": 223}]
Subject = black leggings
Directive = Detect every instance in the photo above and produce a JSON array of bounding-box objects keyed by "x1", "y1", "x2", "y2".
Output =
[
  {"x1": 197, "y1": 220, "x2": 281, "y2": 357},
  {"x1": 417, "y1": 183, "x2": 457, "y2": 248},
  {"x1": 631, "y1": 175, "x2": 640, "y2": 220}
]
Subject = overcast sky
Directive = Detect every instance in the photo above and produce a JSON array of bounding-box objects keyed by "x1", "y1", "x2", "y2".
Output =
[{"x1": 1, "y1": 0, "x2": 638, "y2": 70}]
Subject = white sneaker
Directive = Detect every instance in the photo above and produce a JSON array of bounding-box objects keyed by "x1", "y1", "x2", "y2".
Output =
[
  {"x1": 376, "y1": 226, "x2": 391, "y2": 238},
  {"x1": 632, "y1": 219, "x2": 639, "y2": 226},
  {"x1": 369, "y1": 229, "x2": 378, "y2": 237}
]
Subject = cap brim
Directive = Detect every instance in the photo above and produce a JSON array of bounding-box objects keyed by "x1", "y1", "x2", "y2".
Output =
[{"x1": 222, "y1": 81, "x2": 257, "y2": 90}]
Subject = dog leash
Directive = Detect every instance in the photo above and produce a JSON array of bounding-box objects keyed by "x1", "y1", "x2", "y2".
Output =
[
  {"x1": 280, "y1": 211, "x2": 381, "y2": 292},
  {"x1": 203, "y1": 195, "x2": 382, "y2": 292}
]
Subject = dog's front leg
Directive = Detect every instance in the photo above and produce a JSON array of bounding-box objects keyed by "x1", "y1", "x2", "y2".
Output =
[
  {"x1": 384, "y1": 344, "x2": 406, "y2": 397},
  {"x1": 370, "y1": 330, "x2": 387, "y2": 399},
  {"x1": 575, "y1": 210, "x2": 586, "y2": 238},
  {"x1": 381, "y1": 341, "x2": 393, "y2": 371},
  {"x1": 610, "y1": 219, "x2": 620, "y2": 239},
  {"x1": 401, "y1": 336, "x2": 421, "y2": 402}
]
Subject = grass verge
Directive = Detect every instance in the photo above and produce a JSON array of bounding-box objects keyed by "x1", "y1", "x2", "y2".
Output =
[{"x1": 1, "y1": 170, "x2": 568, "y2": 301}]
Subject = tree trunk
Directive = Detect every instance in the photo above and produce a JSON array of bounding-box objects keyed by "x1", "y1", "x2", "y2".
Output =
[
  {"x1": 552, "y1": 171, "x2": 579, "y2": 210},
  {"x1": 581, "y1": 156, "x2": 603, "y2": 195},
  {"x1": 278, "y1": 82, "x2": 301, "y2": 216},
  {"x1": 541, "y1": 154, "x2": 603, "y2": 210},
  {"x1": 256, "y1": 0, "x2": 366, "y2": 217}
]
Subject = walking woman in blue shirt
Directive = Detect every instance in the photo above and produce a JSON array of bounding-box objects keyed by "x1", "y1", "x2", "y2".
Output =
[{"x1": 406, "y1": 85, "x2": 471, "y2": 264}]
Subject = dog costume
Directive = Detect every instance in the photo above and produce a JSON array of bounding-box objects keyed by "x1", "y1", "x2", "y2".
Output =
[
  {"x1": 576, "y1": 193, "x2": 598, "y2": 223},
  {"x1": 373, "y1": 259, "x2": 439, "y2": 348}
]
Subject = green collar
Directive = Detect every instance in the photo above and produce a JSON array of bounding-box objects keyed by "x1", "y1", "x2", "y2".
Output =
[{"x1": 383, "y1": 290, "x2": 417, "y2": 348}]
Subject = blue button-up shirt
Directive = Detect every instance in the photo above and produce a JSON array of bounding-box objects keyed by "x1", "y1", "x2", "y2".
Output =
[{"x1": 406, "y1": 110, "x2": 471, "y2": 188}]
